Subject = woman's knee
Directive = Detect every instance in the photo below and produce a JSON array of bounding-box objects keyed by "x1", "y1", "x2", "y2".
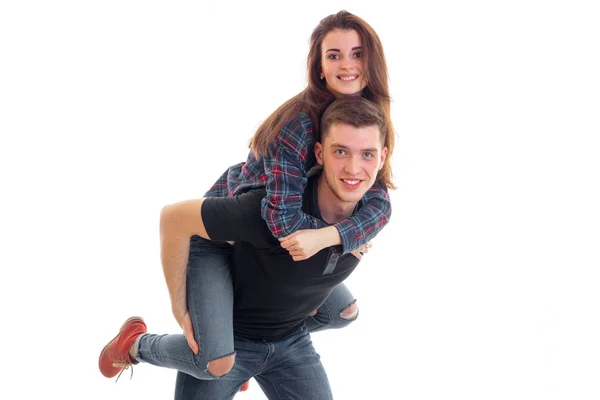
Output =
[
  {"x1": 188, "y1": 353, "x2": 235, "y2": 379},
  {"x1": 340, "y1": 302, "x2": 359, "y2": 322},
  {"x1": 206, "y1": 354, "x2": 235, "y2": 377},
  {"x1": 326, "y1": 301, "x2": 359, "y2": 329}
]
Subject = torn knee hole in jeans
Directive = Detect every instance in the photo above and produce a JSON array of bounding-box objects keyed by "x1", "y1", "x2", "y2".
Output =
[
  {"x1": 206, "y1": 354, "x2": 236, "y2": 377},
  {"x1": 340, "y1": 303, "x2": 358, "y2": 321}
]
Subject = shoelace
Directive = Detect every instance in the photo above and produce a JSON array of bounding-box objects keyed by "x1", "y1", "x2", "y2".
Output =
[{"x1": 112, "y1": 355, "x2": 134, "y2": 382}]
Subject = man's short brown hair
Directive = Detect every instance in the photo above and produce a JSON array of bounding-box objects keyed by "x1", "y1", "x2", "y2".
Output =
[{"x1": 320, "y1": 97, "x2": 387, "y2": 146}]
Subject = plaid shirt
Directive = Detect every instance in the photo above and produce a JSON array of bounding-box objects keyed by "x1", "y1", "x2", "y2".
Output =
[{"x1": 205, "y1": 112, "x2": 391, "y2": 253}]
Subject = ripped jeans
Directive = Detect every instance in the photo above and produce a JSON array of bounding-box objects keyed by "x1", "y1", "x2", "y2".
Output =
[{"x1": 134, "y1": 237, "x2": 358, "y2": 380}]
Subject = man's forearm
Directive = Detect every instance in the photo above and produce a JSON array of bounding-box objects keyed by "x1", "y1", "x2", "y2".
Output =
[
  {"x1": 159, "y1": 199, "x2": 209, "y2": 314},
  {"x1": 160, "y1": 206, "x2": 193, "y2": 315},
  {"x1": 161, "y1": 236, "x2": 189, "y2": 315}
]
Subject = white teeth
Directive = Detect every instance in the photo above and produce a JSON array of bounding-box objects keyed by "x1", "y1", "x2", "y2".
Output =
[
  {"x1": 340, "y1": 76, "x2": 357, "y2": 81},
  {"x1": 343, "y1": 179, "x2": 360, "y2": 185}
]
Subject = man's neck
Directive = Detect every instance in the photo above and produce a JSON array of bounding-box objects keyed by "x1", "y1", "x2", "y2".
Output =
[{"x1": 316, "y1": 175, "x2": 357, "y2": 224}]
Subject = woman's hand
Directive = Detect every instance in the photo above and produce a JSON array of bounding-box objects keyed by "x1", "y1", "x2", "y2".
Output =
[
  {"x1": 280, "y1": 229, "x2": 329, "y2": 261},
  {"x1": 351, "y1": 241, "x2": 372, "y2": 260}
]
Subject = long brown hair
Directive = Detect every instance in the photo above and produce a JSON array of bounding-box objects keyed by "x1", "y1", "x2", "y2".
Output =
[{"x1": 249, "y1": 10, "x2": 396, "y2": 189}]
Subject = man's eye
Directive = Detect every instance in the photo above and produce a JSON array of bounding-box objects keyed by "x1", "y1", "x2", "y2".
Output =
[
  {"x1": 335, "y1": 149, "x2": 346, "y2": 156},
  {"x1": 363, "y1": 152, "x2": 373, "y2": 158}
]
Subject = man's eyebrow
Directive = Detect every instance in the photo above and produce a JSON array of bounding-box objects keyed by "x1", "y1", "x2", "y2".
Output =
[
  {"x1": 330, "y1": 143, "x2": 378, "y2": 153},
  {"x1": 324, "y1": 46, "x2": 362, "y2": 53}
]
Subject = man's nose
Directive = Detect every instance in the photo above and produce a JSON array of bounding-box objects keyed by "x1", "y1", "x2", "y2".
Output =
[{"x1": 344, "y1": 156, "x2": 361, "y2": 175}]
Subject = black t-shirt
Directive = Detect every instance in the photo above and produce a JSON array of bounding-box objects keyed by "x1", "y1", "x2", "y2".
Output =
[{"x1": 202, "y1": 175, "x2": 362, "y2": 340}]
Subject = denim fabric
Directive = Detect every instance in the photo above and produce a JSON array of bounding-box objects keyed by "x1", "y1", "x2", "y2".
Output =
[
  {"x1": 136, "y1": 238, "x2": 235, "y2": 379},
  {"x1": 306, "y1": 282, "x2": 358, "y2": 333},
  {"x1": 174, "y1": 323, "x2": 333, "y2": 400},
  {"x1": 135, "y1": 238, "x2": 356, "y2": 382}
]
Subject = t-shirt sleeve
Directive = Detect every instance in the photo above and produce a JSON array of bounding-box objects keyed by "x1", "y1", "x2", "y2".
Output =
[{"x1": 201, "y1": 189, "x2": 275, "y2": 248}]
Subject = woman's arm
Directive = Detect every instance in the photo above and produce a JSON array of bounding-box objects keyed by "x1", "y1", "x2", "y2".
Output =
[
  {"x1": 261, "y1": 113, "x2": 391, "y2": 259},
  {"x1": 260, "y1": 114, "x2": 329, "y2": 237},
  {"x1": 279, "y1": 182, "x2": 391, "y2": 259},
  {"x1": 332, "y1": 179, "x2": 391, "y2": 252}
]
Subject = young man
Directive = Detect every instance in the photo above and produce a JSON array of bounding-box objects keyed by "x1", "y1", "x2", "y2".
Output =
[{"x1": 99, "y1": 96, "x2": 390, "y2": 399}]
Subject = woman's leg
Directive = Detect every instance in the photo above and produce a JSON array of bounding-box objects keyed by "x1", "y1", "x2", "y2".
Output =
[
  {"x1": 134, "y1": 236, "x2": 236, "y2": 379},
  {"x1": 305, "y1": 282, "x2": 358, "y2": 333}
]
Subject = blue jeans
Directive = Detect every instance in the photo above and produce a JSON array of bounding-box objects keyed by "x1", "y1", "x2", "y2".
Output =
[
  {"x1": 306, "y1": 281, "x2": 358, "y2": 333},
  {"x1": 174, "y1": 322, "x2": 333, "y2": 400},
  {"x1": 136, "y1": 237, "x2": 357, "y2": 380}
]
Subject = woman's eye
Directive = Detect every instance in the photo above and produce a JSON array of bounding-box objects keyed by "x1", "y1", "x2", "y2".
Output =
[
  {"x1": 354, "y1": 52, "x2": 362, "y2": 58},
  {"x1": 327, "y1": 54, "x2": 340, "y2": 60}
]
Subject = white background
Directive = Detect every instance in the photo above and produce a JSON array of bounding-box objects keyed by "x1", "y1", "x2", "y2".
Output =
[{"x1": 1, "y1": 1, "x2": 599, "y2": 399}]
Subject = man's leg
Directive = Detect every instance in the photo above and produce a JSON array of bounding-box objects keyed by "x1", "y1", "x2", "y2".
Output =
[
  {"x1": 254, "y1": 324, "x2": 333, "y2": 400},
  {"x1": 306, "y1": 283, "x2": 358, "y2": 333},
  {"x1": 174, "y1": 334, "x2": 269, "y2": 400},
  {"x1": 174, "y1": 372, "x2": 241, "y2": 400}
]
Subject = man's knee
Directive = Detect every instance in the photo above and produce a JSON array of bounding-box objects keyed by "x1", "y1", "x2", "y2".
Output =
[
  {"x1": 340, "y1": 303, "x2": 358, "y2": 321},
  {"x1": 206, "y1": 354, "x2": 235, "y2": 377}
]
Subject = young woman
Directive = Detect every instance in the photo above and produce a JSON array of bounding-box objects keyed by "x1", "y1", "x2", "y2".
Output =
[{"x1": 99, "y1": 10, "x2": 395, "y2": 389}]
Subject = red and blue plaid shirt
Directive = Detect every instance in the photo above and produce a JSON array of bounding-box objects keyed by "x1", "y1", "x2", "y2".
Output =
[{"x1": 205, "y1": 112, "x2": 391, "y2": 253}]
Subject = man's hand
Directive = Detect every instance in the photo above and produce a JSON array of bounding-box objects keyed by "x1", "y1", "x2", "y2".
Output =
[
  {"x1": 173, "y1": 308, "x2": 199, "y2": 355},
  {"x1": 351, "y1": 242, "x2": 372, "y2": 260}
]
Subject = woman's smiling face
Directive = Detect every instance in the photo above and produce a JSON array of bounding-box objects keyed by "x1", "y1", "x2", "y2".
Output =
[{"x1": 321, "y1": 29, "x2": 367, "y2": 97}]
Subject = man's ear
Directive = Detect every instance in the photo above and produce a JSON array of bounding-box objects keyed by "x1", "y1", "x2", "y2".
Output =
[
  {"x1": 314, "y1": 142, "x2": 324, "y2": 166},
  {"x1": 378, "y1": 147, "x2": 388, "y2": 171}
]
